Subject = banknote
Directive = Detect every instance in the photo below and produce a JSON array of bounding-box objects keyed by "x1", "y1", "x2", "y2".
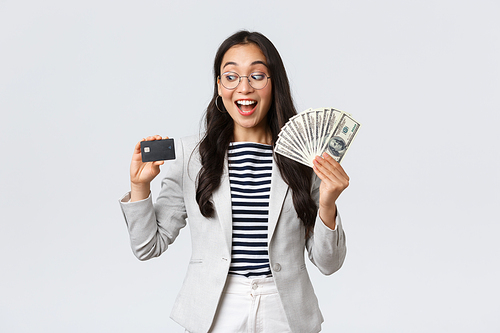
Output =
[
  {"x1": 275, "y1": 107, "x2": 361, "y2": 167},
  {"x1": 321, "y1": 112, "x2": 361, "y2": 163}
]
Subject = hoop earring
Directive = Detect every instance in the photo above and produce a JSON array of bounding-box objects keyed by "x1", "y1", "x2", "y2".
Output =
[{"x1": 215, "y1": 95, "x2": 226, "y2": 113}]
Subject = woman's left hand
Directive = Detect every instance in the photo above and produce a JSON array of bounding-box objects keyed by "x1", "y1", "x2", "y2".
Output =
[{"x1": 312, "y1": 153, "x2": 350, "y2": 229}]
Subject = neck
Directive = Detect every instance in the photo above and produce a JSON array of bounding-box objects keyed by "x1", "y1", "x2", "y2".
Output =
[{"x1": 233, "y1": 127, "x2": 272, "y2": 145}]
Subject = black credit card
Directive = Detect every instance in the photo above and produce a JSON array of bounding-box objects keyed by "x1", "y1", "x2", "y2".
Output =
[{"x1": 140, "y1": 139, "x2": 176, "y2": 162}]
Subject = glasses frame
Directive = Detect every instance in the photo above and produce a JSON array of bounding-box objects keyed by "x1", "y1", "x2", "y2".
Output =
[{"x1": 219, "y1": 71, "x2": 271, "y2": 90}]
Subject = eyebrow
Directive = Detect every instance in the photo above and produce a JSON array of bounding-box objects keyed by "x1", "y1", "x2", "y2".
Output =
[{"x1": 222, "y1": 60, "x2": 268, "y2": 69}]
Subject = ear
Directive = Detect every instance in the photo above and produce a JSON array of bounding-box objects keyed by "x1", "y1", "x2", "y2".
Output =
[{"x1": 217, "y1": 77, "x2": 222, "y2": 96}]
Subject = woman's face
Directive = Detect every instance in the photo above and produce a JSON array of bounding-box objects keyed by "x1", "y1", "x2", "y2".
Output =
[{"x1": 218, "y1": 43, "x2": 272, "y2": 142}]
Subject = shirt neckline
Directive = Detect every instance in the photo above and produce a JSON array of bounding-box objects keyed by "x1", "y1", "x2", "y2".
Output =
[{"x1": 230, "y1": 141, "x2": 273, "y2": 147}]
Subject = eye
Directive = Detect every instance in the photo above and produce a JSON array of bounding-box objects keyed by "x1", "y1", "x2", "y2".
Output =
[
  {"x1": 251, "y1": 72, "x2": 266, "y2": 81},
  {"x1": 223, "y1": 72, "x2": 239, "y2": 82}
]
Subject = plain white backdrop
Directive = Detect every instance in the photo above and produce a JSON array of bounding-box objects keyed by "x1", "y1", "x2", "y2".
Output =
[{"x1": 1, "y1": 0, "x2": 499, "y2": 332}]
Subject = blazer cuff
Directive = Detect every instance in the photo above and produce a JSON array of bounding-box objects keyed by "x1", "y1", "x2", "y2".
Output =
[
  {"x1": 318, "y1": 210, "x2": 340, "y2": 232},
  {"x1": 313, "y1": 210, "x2": 345, "y2": 248},
  {"x1": 119, "y1": 191, "x2": 154, "y2": 228},
  {"x1": 119, "y1": 191, "x2": 151, "y2": 204}
]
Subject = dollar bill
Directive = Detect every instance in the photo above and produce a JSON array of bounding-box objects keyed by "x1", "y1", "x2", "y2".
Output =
[
  {"x1": 275, "y1": 107, "x2": 361, "y2": 166},
  {"x1": 275, "y1": 139, "x2": 312, "y2": 166},
  {"x1": 320, "y1": 112, "x2": 361, "y2": 163}
]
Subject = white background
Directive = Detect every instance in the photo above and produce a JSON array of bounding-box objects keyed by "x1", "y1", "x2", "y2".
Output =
[{"x1": 1, "y1": 0, "x2": 499, "y2": 332}]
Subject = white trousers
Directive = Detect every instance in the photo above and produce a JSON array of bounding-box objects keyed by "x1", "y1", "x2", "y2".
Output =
[{"x1": 187, "y1": 275, "x2": 292, "y2": 333}]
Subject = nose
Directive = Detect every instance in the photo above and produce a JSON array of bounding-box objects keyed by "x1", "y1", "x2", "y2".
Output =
[{"x1": 237, "y1": 76, "x2": 254, "y2": 93}]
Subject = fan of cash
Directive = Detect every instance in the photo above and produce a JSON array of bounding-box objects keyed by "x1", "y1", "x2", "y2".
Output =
[{"x1": 275, "y1": 107, "x2": 361, "y2": 167}]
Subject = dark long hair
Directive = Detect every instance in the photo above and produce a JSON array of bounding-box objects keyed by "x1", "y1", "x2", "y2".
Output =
[{"x1": 196, "y1": 30, "x2": 317, "y2": 236}]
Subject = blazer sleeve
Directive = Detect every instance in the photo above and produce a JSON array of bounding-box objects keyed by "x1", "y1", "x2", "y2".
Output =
[
  {"x1": 305, "y1": 174, "x2": 347, "y2": 275},
  {"x1": 119, "y1": 138, "x2": 188, "y2": 261}
]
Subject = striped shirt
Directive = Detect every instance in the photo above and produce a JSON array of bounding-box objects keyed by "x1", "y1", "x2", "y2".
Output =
[{"x1": 228, "y1": 142, "x2": 273, "y2": 278}]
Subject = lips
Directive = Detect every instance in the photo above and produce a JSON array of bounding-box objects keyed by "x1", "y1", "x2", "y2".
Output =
[{"x1": 235, "y1": 99, "x2": 257, "y2": 115}]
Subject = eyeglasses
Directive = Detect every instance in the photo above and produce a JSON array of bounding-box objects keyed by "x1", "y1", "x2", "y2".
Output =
[{"x1": 219, "y1": 71, "x2": 271, "y2": 90}]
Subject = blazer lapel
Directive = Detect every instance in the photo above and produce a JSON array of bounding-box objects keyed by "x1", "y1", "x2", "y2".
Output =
[
  {"x1": 268, "y1": 157, "x2": 289, "y2": 242},
  {"x1": 212, "y1": 157, "x2": 233, "y2": 256}
]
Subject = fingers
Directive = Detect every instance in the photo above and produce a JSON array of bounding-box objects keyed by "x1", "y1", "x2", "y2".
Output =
[
  {"x1": 318, "y1": 153, "x2": 348, "y2": 177},
  {"x1": 313, "y1": 153, "x2": 349, "y2": 186},
  {"x1": 145, "y1": 135, "x2": 163, "y2": 141},
  {"x1": 134, "y1": 135, "x2": 167, "y2": 153},
  {"x1": 327, "y1": 155, "x2": 349, "y2": 181},
  {"x1": 138, "y1": 135, "x2": 167, "y2": 144},
  {"x1": 134, "y1": 141, "x2": 142, "y2": 153}
]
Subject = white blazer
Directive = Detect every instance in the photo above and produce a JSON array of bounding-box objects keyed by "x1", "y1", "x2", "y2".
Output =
[{"x1": 120, "y1": 135, "x2": 347, "y2": 333}]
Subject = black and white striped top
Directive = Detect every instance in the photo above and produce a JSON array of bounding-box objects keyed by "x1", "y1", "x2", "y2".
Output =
[{"x1": 228, "y1": 142, "x2": 273, "y2": 278}]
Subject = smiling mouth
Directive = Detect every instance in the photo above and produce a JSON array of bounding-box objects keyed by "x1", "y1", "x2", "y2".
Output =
[{"x1": 236, "y1": 100, "x2": 257, "y2": 113}]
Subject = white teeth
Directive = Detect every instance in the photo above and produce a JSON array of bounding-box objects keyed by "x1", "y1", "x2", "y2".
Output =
[{"x1": 237, "y1": 100, "x2": 256, "y2": 106}]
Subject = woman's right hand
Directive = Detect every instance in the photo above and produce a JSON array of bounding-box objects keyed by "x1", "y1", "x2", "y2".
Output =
[{"x1": 130, "y1": 135, "x2": 167, "y2": 201}]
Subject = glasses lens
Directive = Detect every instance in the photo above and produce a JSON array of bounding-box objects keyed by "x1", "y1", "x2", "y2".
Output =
[
  {"x1": 249, "y1": 72, "x2": 268, "y2": 90},
  {"x1": 220, "y1": 72, "x2": 269, "y2": 90},
  {"x1": 221, "y1": 72, "x2": 240, "y2": 89}
]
